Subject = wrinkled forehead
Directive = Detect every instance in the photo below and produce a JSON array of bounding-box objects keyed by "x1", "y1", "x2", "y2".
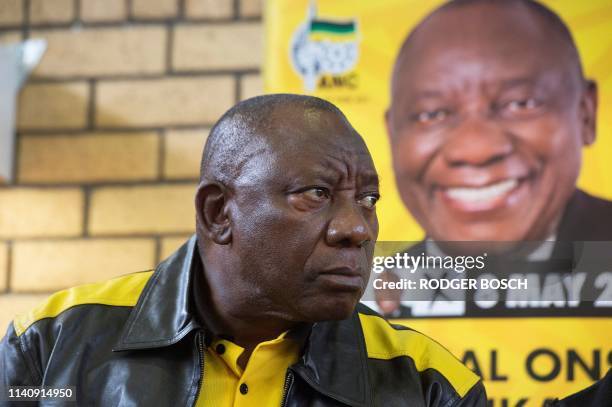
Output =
[
  {"x1": 236, "y1": 108, "x2": 376, "y2": 186},
  {"x1": 280, "y1": 110, "x2": 372, "y2": 164},
  {"x1": 393, "y1": 2, "x2": 579, "y2": 91}
]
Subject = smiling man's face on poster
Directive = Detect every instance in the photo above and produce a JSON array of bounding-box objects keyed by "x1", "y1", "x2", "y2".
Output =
[{"x1": 386, "y1": 0, "x2": 596, "y2": 244}]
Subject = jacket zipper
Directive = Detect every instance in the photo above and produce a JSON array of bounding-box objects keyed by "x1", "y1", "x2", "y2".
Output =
[
  {"x1": 280, "y1": 370, "x2": 294, "y2": 407},
  {"x1": 192, "y1": 331, "x2": 205, "y2": 406}
]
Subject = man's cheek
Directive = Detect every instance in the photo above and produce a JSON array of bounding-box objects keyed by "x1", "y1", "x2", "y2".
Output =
[{"x1": 393, "y1": 150, "x2": 437, "y2": 189}]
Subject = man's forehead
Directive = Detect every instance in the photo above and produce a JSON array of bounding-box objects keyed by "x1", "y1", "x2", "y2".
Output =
[
  {"x1": 268, "y1": 104, "x2": 349, "y2": 134},
  {"x1": 413, "y1": 1, "x2": 552, "y2": 38},
  {"x1": 273, "y1": 131, "x2": 374, "y2": 169},
  {"x1": 395, "y1": 1, "x2": 571, "y2": 81},
  {"x1": 284, "y1": 148, "x2": 379, "y2": 186},
  {"x1": 262, "y1": 105, "x2": 365, "y2": 151},
  {"x1": 235, "y1": 141, "x2": 377, "y2": 189},
  {"x1": 233, "y1": 108, "x2": 376, "y2": 185}
]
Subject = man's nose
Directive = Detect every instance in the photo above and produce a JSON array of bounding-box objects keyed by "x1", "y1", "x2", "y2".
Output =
[
  {"x1": 326, "y1": 198, "x2": 374, "y2": 248},
  {"x1": 442, "y1": 116, "x2": 514, "y2": 167}
]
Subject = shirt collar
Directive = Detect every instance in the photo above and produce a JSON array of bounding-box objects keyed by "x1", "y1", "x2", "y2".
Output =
[{"x1": 210, "y1": 330, "x2": 299, "y2": 377}]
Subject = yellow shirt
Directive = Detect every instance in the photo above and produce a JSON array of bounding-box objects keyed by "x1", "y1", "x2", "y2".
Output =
[{"x1": 195, "y1": 332, "x2": 301, "y2": 406}]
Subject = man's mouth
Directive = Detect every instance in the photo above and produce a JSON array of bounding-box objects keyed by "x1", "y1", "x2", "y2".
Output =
[
  {"x1": 318, "y1": 267, "x2": 364, "y2": 291},
  {"x1": 445, "y1": 178, "x2": 518, "y2": 202},
  {"x1": 439, "y1": 178, "x2": 526, "y2": 212}
]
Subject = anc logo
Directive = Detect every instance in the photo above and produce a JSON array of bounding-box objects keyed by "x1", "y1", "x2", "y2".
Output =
[{"x1": 290, "y1": 2, "x2": 360, "y2": 92}]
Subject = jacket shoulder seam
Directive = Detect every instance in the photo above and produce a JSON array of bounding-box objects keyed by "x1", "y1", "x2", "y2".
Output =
[
  {"x1": 14, "y1": 271, "x2": 154, "y2": 336},
  {"x1": 358, "y1": 312, "x2": 480, "y2": 398}
]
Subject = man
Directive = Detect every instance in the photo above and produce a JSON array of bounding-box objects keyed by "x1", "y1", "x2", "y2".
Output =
[{"x1": 0, "y1": 95, "x2": 485, "y2": 406}]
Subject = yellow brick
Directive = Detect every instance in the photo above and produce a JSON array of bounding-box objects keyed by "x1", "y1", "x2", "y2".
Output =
[
  {"x1": 173, "y1": 23, "x2": 262, "y2": 70},
  {"x1": 89, "y1": 184, "x2": 196, "y2": 235},
  {"x1": 160, "y1": 235, "x2": 191, "y2": 260},
  {"x1": 0, "y1": 188, "x2": 83, "y2": 238},
  {"x1": 0, "y1": 0, "x2": 22, "y2": 26},
  {"x1": 241, "y1": 74, "x2": 262, "y2": 100},
  {"x1": 81, "y1": 0, "x2": 126, "y2": 22},
  {"x1": 17, "y1": 82, "x2": 88, "y2": 130},
  {"x1": 96, "y1": 77, "x2": 234, "y2": 127},
  {"x1": 0, "y1": 31, "x2": 22, "y2": 44},
  {"x1": 131, "y1": 0, "x2": 177, "y2": 19},
  {"x1": 30, "y1": 0, "x2": 74, "y2": 24},
  {"x1": 11, "y1": 239, "x2": 156, "y2": 292},
  {"x1": 0, "y1": 243, "x2": 7, "y2": 292},
  {"x1": 0, "y1": 294, "x2": 49, "y2": 332},
  {"x1": 185, "y1": 0, "x2": 232, "y2": 19},
  {"x1": 31, "y1": 27, "x2": 166, "y2": 78},
  {"x1": 240, "y1": 0, "x2": 261, "y2": 18},
  {"x1": 163, "y1": 129, "x2": 208, "y2": 179},
  {"x1": 18, "y1": 132, "x2": 160, "y2": 183}
]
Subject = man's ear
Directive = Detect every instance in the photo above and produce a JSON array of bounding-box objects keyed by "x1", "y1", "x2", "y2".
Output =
[
  {"x1": 195, "y1": 182, "x2": 232, "y2": 245},
  {"x1": 580, "y1": 79, "x2": 598, "y2": 146},
  {"x1": 384, "y1": 108, "x2": 393, "y2": 139}
]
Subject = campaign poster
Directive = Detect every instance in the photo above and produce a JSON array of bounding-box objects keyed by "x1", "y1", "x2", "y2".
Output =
[{"x1": 264, "y1": 0, "x2": 612, "y2": 405}]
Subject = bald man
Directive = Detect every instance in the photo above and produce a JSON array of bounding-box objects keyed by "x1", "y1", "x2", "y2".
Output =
[{"x1": 0, "y1": 95, "x2": 485, "y2": 406}]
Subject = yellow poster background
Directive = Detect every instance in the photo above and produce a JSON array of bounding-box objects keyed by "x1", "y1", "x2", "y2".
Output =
[
  {"x1": 264, "y1": 1, "x2": 612, "y2": 405},
  {"x1": 401, "y1": 318, "x2": 612, "y2": 405}
]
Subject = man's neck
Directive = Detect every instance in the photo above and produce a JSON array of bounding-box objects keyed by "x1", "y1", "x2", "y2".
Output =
[{"x1": 192, "y1": 256, "x2": 300, "y2": 355}]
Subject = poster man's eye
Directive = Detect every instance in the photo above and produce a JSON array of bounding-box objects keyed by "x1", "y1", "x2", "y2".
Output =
[
  {"x1": 414, "y1": 109, "x2": 448, "y2": 124},
  {"x1": 506, "y1": 98, "x2": 539, "y2": 112}
]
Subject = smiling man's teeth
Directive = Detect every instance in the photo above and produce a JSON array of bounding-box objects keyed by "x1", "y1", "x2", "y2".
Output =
[{"x1": 445, "y1": 179, "x2": 518, "y2": 202}]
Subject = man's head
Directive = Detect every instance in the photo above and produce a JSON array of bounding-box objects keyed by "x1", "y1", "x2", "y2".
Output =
[
  {"x1": 386, "y1": 0, "x2": 597, "y2": 243},
  {"x1": 196, "y1": 94, "x2": 379, "y2": 324}
]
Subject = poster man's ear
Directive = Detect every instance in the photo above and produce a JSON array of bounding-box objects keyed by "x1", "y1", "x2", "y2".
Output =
[{"x1": 580, "y1": 80, "x2": 598, "y2": 146}]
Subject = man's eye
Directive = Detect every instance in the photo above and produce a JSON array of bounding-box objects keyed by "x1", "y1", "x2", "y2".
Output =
[
  {"x1": 505, "y1": 98, "x2": 539, "y2": 112},
  {"x1": 302, "y1": 187, "x2": 330, "y2": 201},
  {"x1": 358, "y1": 194, "x2": 380, "y2": 209},
  {"x1": 414, "y1": 109, "x2": 448, "y2": 124}
]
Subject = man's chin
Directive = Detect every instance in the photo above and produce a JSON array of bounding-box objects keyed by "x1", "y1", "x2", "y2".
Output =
[
  {"x1": 303, "y1": 298, "x2": 359, "y2": 322},
  {"x1": 435, "y1": 239, "x2": 527, "y2": 256},
  {"x1": 432, "y1": 219, "x2": 534, "y2": 244}
]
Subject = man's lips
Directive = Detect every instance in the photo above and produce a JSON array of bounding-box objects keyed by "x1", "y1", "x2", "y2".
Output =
[
  {"x1": 436, "y1": 177, "x2": 530, "y2": 212},
  {"x1": 317, "y1": 267, "x2": 364, "y2": 291}
]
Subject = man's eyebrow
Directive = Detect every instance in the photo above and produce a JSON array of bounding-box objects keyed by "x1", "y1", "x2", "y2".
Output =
[
  {"x1": 360, "y1": 172, "x2": 380, "y2": 188},
  {"x1": 406, "y1": 90, "x2": 445, "y2": 102},
  {"x1": 289, "y1": 167, "x2": 339, "y2": 185}
]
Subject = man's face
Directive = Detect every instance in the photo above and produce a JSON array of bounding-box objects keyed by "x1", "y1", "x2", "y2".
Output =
[
  {"x1": 226, "y1": 108, "x2": 379, "y2": 322},
  {"x1": 386, "y1": 4, "x2": 596, "y2": 243}
]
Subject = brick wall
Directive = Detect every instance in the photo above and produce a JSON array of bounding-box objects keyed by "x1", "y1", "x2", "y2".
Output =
[{"x1": 0, "y1": 0, "x2": 264, "y2": 329}]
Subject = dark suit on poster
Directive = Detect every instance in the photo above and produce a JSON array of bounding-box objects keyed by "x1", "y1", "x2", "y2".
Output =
[
  {"x1": 380, "y1": 189, "x2": 612, "y2": 319},
  {"x1": 555, "y1": 189, "x2": 612, "y2": 242}
]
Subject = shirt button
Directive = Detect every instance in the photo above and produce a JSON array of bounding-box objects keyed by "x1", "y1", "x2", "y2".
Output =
[
  {"x1": 215, "y1": 344, "x2": 225, "y2": 354},
  {"x1": 239, "y1": 383, "x2": 248, "y2": 395}
]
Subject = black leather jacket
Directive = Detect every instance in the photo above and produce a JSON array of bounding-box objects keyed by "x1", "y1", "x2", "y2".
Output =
[{"x1": 0, "y1": 236, "x2": 486, "y2": 406}]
